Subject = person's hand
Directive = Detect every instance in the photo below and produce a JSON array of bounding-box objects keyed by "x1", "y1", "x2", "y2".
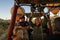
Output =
[
  {"x1": 18, "y1": 26, "x2": 23, "y2": 29},
  {"x1": 30, "y1": 13, "x2": 32, "y2": 17},
  {"x1": 27, "y1": 26, "x2": 30, "y2": 30}
]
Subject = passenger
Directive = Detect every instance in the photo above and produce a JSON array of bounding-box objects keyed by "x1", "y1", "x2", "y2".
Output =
[
  {"x1": 15, "y1": 16, "x2": 30, "y2": 40},
  {"x1": 45, "y1": 17, "x2": 60, "y2": 40},
  {"x1": 41, "y1": 14, "x2": 53, "y2": 40},
  {"x1": 46, "y1": 22, "x2": 54, "y2": 40},
  {"x1": 52, "y1": 17, "x2": 60, "y2": 40},
  {"x1": 29, "y1": 14, "x2": 43, "y2": 40}
]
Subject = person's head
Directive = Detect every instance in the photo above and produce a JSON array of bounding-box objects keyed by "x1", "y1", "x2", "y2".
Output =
[{"x1": 35, "y1": 17, "x2": 42, "y2": 25}]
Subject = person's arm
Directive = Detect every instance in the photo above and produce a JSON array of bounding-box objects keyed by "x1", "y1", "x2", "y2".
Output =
[
  {"x1": 42, "y1": 15, "x2": 48, "y2": 27},
  {"x1": 25, "y1": 22, "x2": 30, "y2": 30},
  {"x1": 29, "y1": 13, "x2": 35, "y2": 27},
  {"x1": 42, "y1": 15, "x2": 49, "y2": 33},
  {"x1": 29, "y1": 16, "x2": 35, "y2": 27},
  {"x1": 29, "y1": 17, "x2": 33, "y2": 24}
]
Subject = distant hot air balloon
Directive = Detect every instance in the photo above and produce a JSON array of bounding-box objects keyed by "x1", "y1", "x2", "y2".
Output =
[
  {"x1": 10, "y1": 7, "x2": 25, "y2": 22},
  {"x1": 51, "y1": 7, "x2": 60, "y2": 15}
]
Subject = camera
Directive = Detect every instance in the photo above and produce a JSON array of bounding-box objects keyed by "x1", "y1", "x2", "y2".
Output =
[{"x1": 18, "y1": 22, "x2": 29, "y2": 27}]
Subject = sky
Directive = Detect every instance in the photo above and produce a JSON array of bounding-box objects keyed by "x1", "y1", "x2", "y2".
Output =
[
  {"x1": 0, "y1": 0, "x2": 14, "y2": 20},
  {"x1": 0, "y1": 0, "x2": 60, "y2": 20}
]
